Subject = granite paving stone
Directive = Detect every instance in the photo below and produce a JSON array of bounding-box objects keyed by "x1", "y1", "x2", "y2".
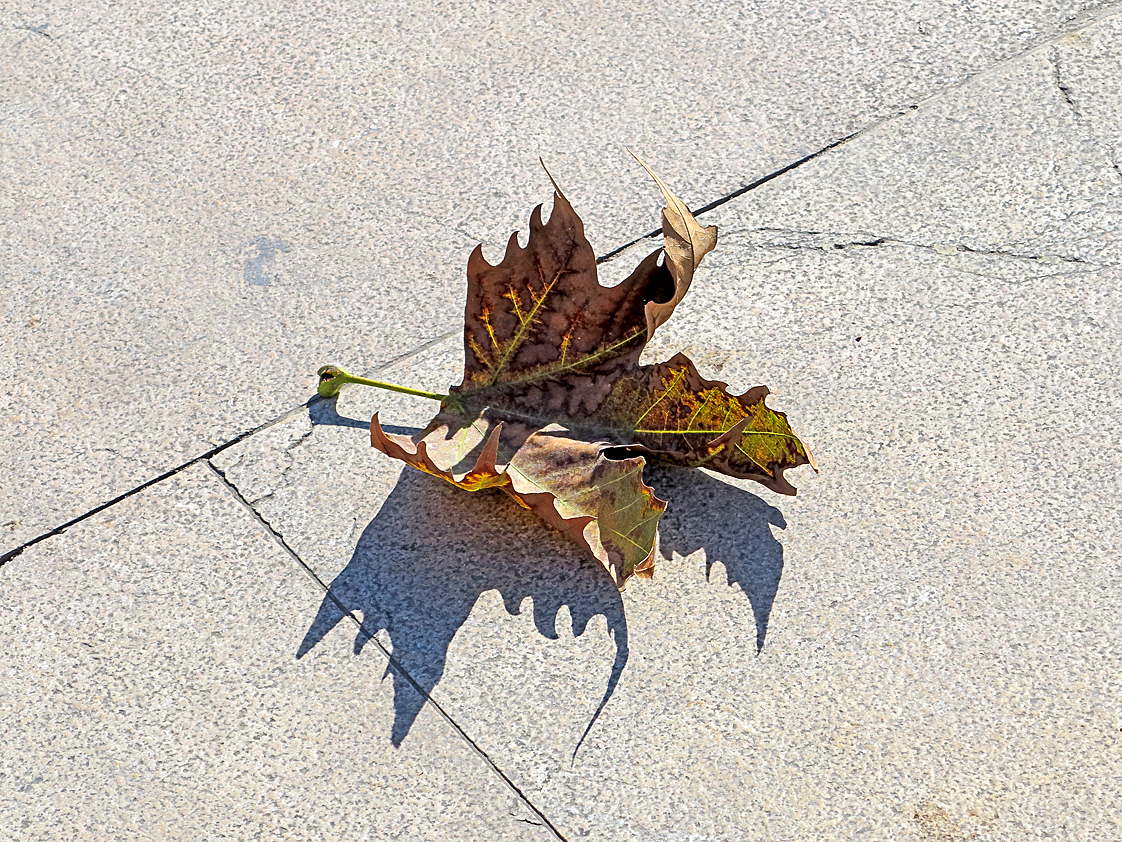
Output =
[
  {"x1": 208, "y1": 19, "x2": 1122, "y2": 837},
  {"x1": 0, "y1": 462, "x2": 555, "y2": 841},
  {"x1": 3, "y1": 0, "x2": 1119, "y2": 552},
  {"x1": 207, "y1": 256, "x2": 1122, "y2": 839},
  {"x1": 6, "y1": 2, "x2": 1122, "y2": 838},
  {"x1": 1051, "y1": 11, "x2": 1122, "y2": 177},
  {"x1": 692, "y1": 14, "x2": 1122, "y2": 268}
]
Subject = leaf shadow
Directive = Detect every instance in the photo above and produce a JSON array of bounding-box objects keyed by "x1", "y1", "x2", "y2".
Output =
[
  {"x1": 296, "y1": 467, "x2": 629, "y2": 750},
  {"x1": 296, "y1": 458, "x2": 787, "y2": 755},
  {"x1": 307, "y1": 396, "x2": 416, "y2": 435},
  {"x1": 647, "y1": 465, "x2": 788, "y2": 654}
]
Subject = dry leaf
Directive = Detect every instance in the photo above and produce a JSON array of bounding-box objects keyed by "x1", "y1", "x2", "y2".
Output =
[{"x1": 354, "y1": 158, "x2": 814, "y2": 587}]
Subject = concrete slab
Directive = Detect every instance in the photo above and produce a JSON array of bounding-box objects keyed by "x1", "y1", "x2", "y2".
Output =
[
  {"x1": 207, "y1": 24, "x2": 1122, "y2": 836},
  {"x1": 1052, "y1": 11, "x2": 1122, "y2": 177},
  {"x1": 695, "y1": 19, "x2": 1122, "y2": 266},
  {"x1": 0, "y1": 179, "x2": 471, "y2": 551},
  {"x1": 0, "y1": 463, "x2": 555, "y2": 840},
  {"x1": 207, "y1": 254, "x2": 1122, "y2": 839},
  {"x1": 3, "y1": 0, "x2": 1118, "y2": 552}
]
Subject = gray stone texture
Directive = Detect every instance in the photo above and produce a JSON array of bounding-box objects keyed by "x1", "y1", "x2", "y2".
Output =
[
  {"x1": 2, "y1": 0, "x2": 1118, "y2": 550},
  {"x1": 697, "y1": 29, "x2": 1122, "y2": 267},
  {"x1": 210, "y1": 20, "x2": 1122, "y2": 840},
  {"x1": 0, "y1": 464, "x2": 552, "y2": 840},
  {"x1": 1051, "y1": 12, "x2": 1122, "y2": 179},
  {"x1": 5, "y1": 2, "x2": 1122, "y2": 839}
]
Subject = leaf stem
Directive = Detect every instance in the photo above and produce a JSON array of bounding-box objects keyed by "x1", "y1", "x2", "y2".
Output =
[{"x1": 317, "y1": 365, "x2": 447, "y2": 401}]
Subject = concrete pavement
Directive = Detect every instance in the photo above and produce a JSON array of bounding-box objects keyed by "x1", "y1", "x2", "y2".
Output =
[{"x1": 3, "y1": 3, "x2": 1121, "y2": 839}]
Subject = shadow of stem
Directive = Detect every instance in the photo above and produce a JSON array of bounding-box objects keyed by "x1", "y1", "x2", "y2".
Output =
[{"x1": 298, "y1": 460, "x2": 786, "y2": 759}]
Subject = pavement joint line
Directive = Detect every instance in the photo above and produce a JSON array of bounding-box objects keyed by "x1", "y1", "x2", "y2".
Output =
[
  {"x1": 0, "y1": 401, "x2": 314, "y2": 569},
  {"x1": 0, "y1": 329, "x2": 462, "y2": 569},
  {"x1": 203, "y1": 460, "x2": 571, "y2": 842},
  {"x1": 594, "y1": 127, "x2": 867, "y2": 266},
  {"x1": 598, "y1": 2, "x2": 1122, "y2": 267},
  {"x1": 362, "y1": 327, "x2": 462, "y2": 376},
  {"x1": 10, "y1": 3, "x2": 1122, "y2": 572}
]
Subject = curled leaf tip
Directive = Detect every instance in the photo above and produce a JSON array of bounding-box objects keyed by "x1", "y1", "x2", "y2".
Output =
[
  {"x1": 317, "y1": 365, "x2": 350, "y2": 398},
  {"x1": 804, "y1": 441, "x2": 819, "y2": 472},
  {"x1": 358, "y1": 160, "x2": 811, "y2": 587},
  {"x1": 538, "y1": 157, "x2": 564, "y2": 197}
]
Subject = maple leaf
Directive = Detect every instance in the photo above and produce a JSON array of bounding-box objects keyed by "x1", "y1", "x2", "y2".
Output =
[{"x1": 319, "y1": 153, "x2": 815, "y2": 587}]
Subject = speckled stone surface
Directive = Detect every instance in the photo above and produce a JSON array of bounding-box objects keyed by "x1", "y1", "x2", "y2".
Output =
[
  {"x1": 6, "y1": 4, "x2": 1122, "y2": 839},
  {"x1": 2, "y1": 0, "x2": 1118, "y2": 552},
  {"x1": 207, "y1": 20, "x2": 1122, "y2": 839},
  {"x1": 0, "y1": 463, "x2": 553, "y2": 841},
  {"x1": 1052, "y1": 11, "x2": 1122, "y2": 177},
  {"x1": 209, "y1": 262, "x2": 1122, "y2": 838},
  {"x1": 697, "y1": 21, "x2": 1122, "y2": 266}
]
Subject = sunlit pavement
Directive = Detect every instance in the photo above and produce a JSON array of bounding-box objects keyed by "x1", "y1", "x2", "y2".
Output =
[{"x1": 3, "y1": 4, "x2": 1121, "y2": 839}]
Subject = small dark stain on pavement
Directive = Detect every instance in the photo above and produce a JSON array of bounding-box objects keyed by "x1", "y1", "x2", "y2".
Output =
[
  {"x1": 914, "y1": 803, "x2": 970, "y2": 841},
  {"x1": 244, "y1": 237, "x2": 288, "y2": 286},
  {"x1": 14, "y1": 23, "x2": 51, "y2": 38}
]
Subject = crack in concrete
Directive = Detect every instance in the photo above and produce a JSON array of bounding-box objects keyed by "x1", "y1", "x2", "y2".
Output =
[
  {"x1": 11, "y1": 21, "x2": 57, "y2": 50},
  {"x1": 286, "y1": 421, "x2": 315, "y2": 455},
  {"x1": 203, "y1": 460, "x2": 570, "y2": 842},
  {"x1": 727, "y1": 227, "x2": 1104, "y2": 267},
  {"x1": 762, "y1": 236, "x2": 889, "y2": 252},
  {"x1": 238, "y1": 413, "x2": 316, "y2": 506},
  {"x1": 260, "y1": 416, "x2": 316, "y2": 503},
  {"x1": 953, "y1": 242, "x2": 1095, "y2": 265},
  {"x1": 1050, "y1": 46, "x2": 1082, "y2": 118},
  {"x1": 13, "y1": 23, "x2": 51, "y2": 38},
  {"x1": 1049, "y1": 44, "x2": 1122, "y2": 185},
  {"x1": 92, "y1": 446, "x2": 159, "y2": 474}
]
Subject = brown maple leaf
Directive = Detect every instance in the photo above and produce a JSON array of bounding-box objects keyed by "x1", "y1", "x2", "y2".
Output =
[{"x1": 319, "y1": 154, "x2": 815, "y2": 587}]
